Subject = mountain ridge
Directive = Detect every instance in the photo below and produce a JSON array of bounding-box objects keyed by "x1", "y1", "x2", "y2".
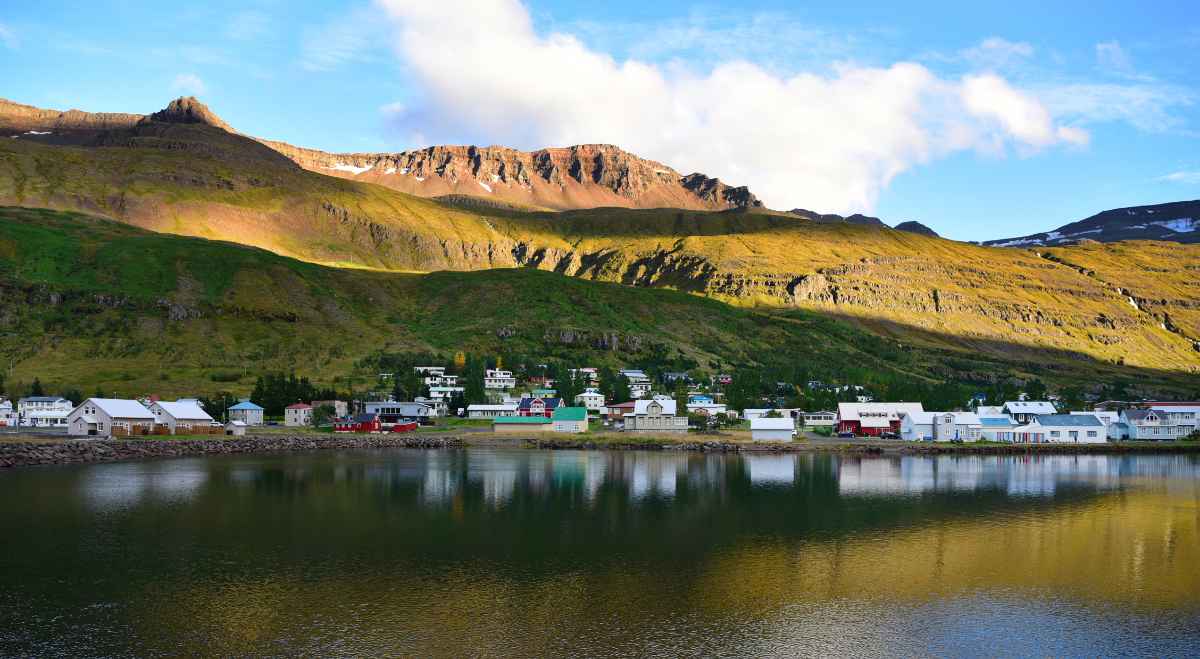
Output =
[{"x1": 986, "y1": 200, "x2": 1200, "y2": 247}]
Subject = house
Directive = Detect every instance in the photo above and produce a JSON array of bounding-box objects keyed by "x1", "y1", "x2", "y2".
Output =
[
  {"x1": 751, "y1": 417, "x2": 795, "y2": 442},
  {"x1": 428, "y1": 386, "x2": 465, "y2": 401},
  {"x1": 311, "y1": 400, "x2": 349, "y2": 419},
  {"x1": 715, "y1": 374, "x2": 733, "y2": 386},
  {"x1": 900, "y1": 411, "x2": 936, "y2": 441},
  {"x1": 605, "y1": 401, "x2": 637, "y2": 422},
  {"x1": 619, "y1": 370, "x2": 653, "y2": 398},
  {"x1": 552, "y1": 407, "x2": 589, "y2": 433},
  {"x1": 67, "y1": 398, "x2": 157, "y2": 437},
  {"x1": 568, "y1": 367, "x2": 599, "y2": 384},
  {"x1": 518, "y1": 397, "x2": 563, "y2": 418},
  {"x1": 283, "y1": 403, "x2": 313, "y2": 427},
  {"x1": 414, "y1": 366, "x2": 445, "y2": 376},
  {"x1": 485, "y1": 369, "x2": 517, "y2": 389},
  {"x1": 228, "y1": 400, "x2": 265, "y2": 426},
  {"x1": 1071, "y1": 410, "x2": 1120, "y2": 426},
  {"x1": 1007, "y1": 424, "x2": 1049, "y2": 443},
  {"x1": 688, "y1": 394, "x2": 714, "y2": 405},
  {"x1": 1001, "y1": 401, "x2": 1057, "y2": 424},
  {"x1": 836, "y1": 402, "x2": 924, "y2": 437},
  {"x1": 530, "y1": 388, "x2": 558, "y2": 398},
  {"x1": 623, "y1": 399, "x2": 688, "y2": 433},
  {"x1": 1143, "y1": 402, "x2": 1200, "y2": 433},
  {"x1": 225, "y1": 420, "x2": 248, "y2": 436},
  {"x1": 334, "y1": 414, "x2": 382, "y2": 433},
  {"x1": 365, "y1": 401, "x2": 437, "y2": 424},
  {"x1": 741, "y1": 409, "x2": 774, "y2": 420},
  {"x1": 687, "y1": 402, "x2": 728, "y2": 417},
  {"x1": 1025, "y1": 414, "x2": 1107, "y2": 444},
  {"x1": 574, "y1": 388, "x2": 606, "y2": 413},
  {"x1": 662, "y1": 371, "x2": 692, "y2": 384},
  {"x1": 17, "y1": 396, "x2": 73, "y2": 427},
  {"x1": 1121, "y1": 409, "x2": 1191, "y2": 441},
  {"x1": 932, "y1": 412, "x2": 982, "y2": 442},
  {"x1": 0, "y1": 399, "x2": 15, "y2": 427},
  {"x1": 414, "y1": 397, "x2": 448, "y2": 417},
  {"x1": 467, "y1": 403, "x2": 519, "y2": 419},
  {"x1": 424, "y1": 373, "x2": 459, "y2": 387},
  {"x1": 492, "y1": 416, "x2": 553, "y2": 433},
  {"x1": 150, "y1": 400, "x2": 216, "y2": 435},
  {"x1": 979, "y1": 415, "x2": 1018, "y2": 441},
  {"x1": 801, "y1": 411, "x2": 836, "y2": 428}
]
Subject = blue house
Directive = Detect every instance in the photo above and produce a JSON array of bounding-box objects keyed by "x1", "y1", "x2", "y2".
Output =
[{"x1": 228, "y1": 400, "x2": 265, "y2": 426}]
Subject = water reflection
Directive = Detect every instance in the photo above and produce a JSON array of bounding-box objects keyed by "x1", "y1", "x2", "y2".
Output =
[{"x1": 4, "y1": 449, "x2": 1198, "y2": 657}]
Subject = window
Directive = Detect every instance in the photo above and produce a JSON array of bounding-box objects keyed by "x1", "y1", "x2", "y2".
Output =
[
  {"x1": 1050, "y1": 430, "x2": 1060, "y2": 437},
  {"x1": 1087, "y1": 431, "x2": 1098, "y2": 438}
]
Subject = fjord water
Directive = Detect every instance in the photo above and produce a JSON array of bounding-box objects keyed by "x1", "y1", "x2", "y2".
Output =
[{"x1": 1, "y1": 450, "x2": 1198, "y2": 656}]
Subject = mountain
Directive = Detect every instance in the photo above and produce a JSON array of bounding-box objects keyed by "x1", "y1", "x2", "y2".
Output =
[
  {"x1": 894, "y1": 221, "x2": 939, "y2": 238},
  {"x1": 2, "y1": 207, "x2": 1194, "y2": 397},
  {"x1": 790, "y1": 209, "x2": 888, "y2": 227},
  {"x1": 1, "y1": 97, "x2": 1199, "y2": 380},
  {"x1": 259, "y1": 139, "x2": 763, "y2": 212},
  {"x1": 986, "y1": 201, "x2": 1200, "y2": 247}
]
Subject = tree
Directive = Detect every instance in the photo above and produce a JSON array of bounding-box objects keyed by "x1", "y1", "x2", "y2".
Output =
[
  {"x1": 453, "y1": 351, "x2": 466, "y2": 371},
  {"x1": 673, "y1": 380, "x2": 689, "y2": 415},
  {"x1": 60, "y1": 388, "x2": 84, "y2": 406},
  {"x1": 765, "y1": 409, "x2": 783, "y2": 418},
  {"x1": 612, "y1": 375, "x2": 632, "y2": 404},
  {"x1": 29, "y1": 378, "x2": 44, "y2": 397},
  {"x1": 312, "y1": 404, "x2": 336, "y2": 427}
]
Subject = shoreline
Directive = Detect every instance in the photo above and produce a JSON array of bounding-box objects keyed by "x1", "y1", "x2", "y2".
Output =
[{"x1": 1, "y1": 433, "x2": 1197, "y2": 469}]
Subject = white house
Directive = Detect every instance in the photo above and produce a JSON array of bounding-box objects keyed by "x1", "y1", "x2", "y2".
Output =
[
  {"x1": 574, "y1": 388, "x2": 606, "y2": 413},
  {"x1": 623, "y1": 399, "x2": 688, "y2": 433},
  {"x1": 424, "y1": 373, "x2": 459, "y2": 387},
  {"x1": 150, "y1": 400, "x2": 215, "y2": 434},
  {"x1": 801, "y1": 411, "x2": 836, "y2": 428},
  {"x1": 933, "y1": 412, "x2": 982, "y2": 442},
  {"x1": 687, "y1": 402, "x2": 728, "y2": 417},
  {"x1": 485, "y1": 369, "x2": 517, "y2": 390},
  {"x1": 428, "y1": 386, "x2": 465, "y2": 401},
  {"x1": 225, "y1": 420, "x2": 248, "y2": 436},
  {"x1": 619, "y1": 370, "x2": 653, "y2": 399},
  {"x1": 228, "y1": 400, "x2": 265, "y2": 426},
  {"x1": 978, "y1": 415, "x2": 1018, "y2": 441},
  {"x1": 750, "y1": 417, "x2": 795, "y2": 441},
  {"x1": 0, "y1": 399, "x2": 15, "y2": 427},
  {"x1": 1144, "y1": 402, "x2": 1200, "y2": 433},
  {"x1": 467, "y1": 403, "x2": 519, "y2": 419},
  {"x1": 1002, "y1": 401, "x2": 1057, "y2": 424},
  {"x1": 284, "y1": 403, "x2": 313, "y2": 427},
  {"x1": 1025, "y1": 414, "x2": 1107, "y2": 444},
  {"x1": 551, "y1": 407, "x2": 589, "y2": 434},
  {"x1": 1121, "y1": 409, "x2": 1191, "y2": 441},
  {"x1": 18, "y1": 396, "x2": 73, "y2": 427},
  {"x1": 569, "y1": 368, "x2": 599, "y2": 385},
  {"x1": 68, "y1": 398, "x2": 157, "y2": 437},
  {"x1": 900, "y1": 411, "x2": 936, "y2": 441}
]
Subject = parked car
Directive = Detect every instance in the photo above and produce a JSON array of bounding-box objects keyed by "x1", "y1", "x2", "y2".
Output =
[
  {"x1": 837, "y1": 431, "x2": 856, "y2": 439},
  {"x1": 881, "y1": 432, "x2": 899, "y2": 439}
]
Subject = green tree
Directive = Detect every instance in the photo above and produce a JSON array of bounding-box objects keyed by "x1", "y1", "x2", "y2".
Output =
[
  {"x1": 312, "y1": 404, "x2": 336, "y2": 427},
  {"x1": 612, "y1": 375, "x2": 632, "y2": 404},
  {"x1": 673, "y1": 380, "x2": 689, "y2": 415},
  {"x1": 29, "y1": 378, "x2": 45, "y2": 397}
]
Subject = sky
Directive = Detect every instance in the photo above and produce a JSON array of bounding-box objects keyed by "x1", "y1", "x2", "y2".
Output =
[{"x1": 2, "y1": 0, "x2": 1199, "y2": 241}]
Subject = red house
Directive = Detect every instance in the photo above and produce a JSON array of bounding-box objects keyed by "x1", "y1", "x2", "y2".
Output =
[
  {"x1": 836, "y1": 402, "x2": 924, "y2": 437},
  {"x1": 518, "y1": 397, "x2": 563, "y2": 418},
  {"x1": 333, "y1": 414, "x2": 382, "y2": 433}
]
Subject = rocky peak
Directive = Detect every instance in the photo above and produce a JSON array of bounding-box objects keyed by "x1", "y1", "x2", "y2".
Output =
[
  {"x1": 680, "y1": 173, "x2": 763, "y2": 209},
  {"x1": 790, "y1": 209, "x2": 886, "y2": 227},
  {"x1": 894, "y1": 221, "x2": 939, "y2": 237},
  {"x1": 143, "y1": 97, "x2": 233, "y2": 132}
]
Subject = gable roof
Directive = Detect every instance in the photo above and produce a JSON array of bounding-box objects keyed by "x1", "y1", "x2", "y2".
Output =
[
  {"x1": 552, "y1": 407, "x2": 588, "y2": 421},
  {"x1": 154, "y1": 400, "x2": 213, "y2": 421},
  {"x1": 837, "y1": 402, "x2": 924, "y2": 421},
  {"x1": 88, "y1": 398, "x2": 156, "y2": 419},
  {"x1": 229, "y1": 401, "x2": 264, "y2": 411},
  {"x1": 1033, "y1": 414, "x2": 1104, "y2": 427},
  {"x1": 904, "y1": 411, "x2": 937, "y2": 425},
  {"x1": 1003, "y1": 401, "x2": 1057, "y2": 415},
  {"x1": 633, "y1": 399, "x2": 677, "y2": 416},
  {"x1": 285, "y1": 403, "x2": 312, "y2": 410},
  {"x1": 518, "y1": 397, "x2": 562, "y2": 410}
]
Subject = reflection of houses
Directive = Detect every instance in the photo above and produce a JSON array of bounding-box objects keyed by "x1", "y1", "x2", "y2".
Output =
[
  {"x1": 466, "y1": 403, "x2": 518, "y2": 419},
  {"x1": 624, "y1": 399, "x2": 688, "y2": 433},
  {"x1": 150, "y1": 400, "x2": 216, "y2": 434},
  {"x1": 68, "y1": 398, "x2": 157, "y2": 437},
  {"x1": 837, "y1": 402, "x2": 924, "y2": 437}
]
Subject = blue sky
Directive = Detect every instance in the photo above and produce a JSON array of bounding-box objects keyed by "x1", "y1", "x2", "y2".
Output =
[{"x1": 2, "y1": 0, "x2": 1198, "y2": 240}]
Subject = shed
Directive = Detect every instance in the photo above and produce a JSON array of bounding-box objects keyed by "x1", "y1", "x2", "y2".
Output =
[
  {"x1": 751, "y1": 417, "x2": 795, "y2": 442},
  {"x1": 225, "y1": 420, "x2": 248, "y2": 436},
  {"x1": 493, "y1": 416, "x2": 553, "y2": 434},
  {"x1": 552, "y1": 407, "x2": 589, "y2": 434}
]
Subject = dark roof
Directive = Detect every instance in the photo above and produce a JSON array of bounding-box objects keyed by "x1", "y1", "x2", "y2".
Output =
[{"x1": 518, "y1": 397, "x2": 563, "y2": 410}]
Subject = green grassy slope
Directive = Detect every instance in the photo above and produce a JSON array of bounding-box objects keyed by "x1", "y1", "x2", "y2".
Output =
[
  {"x1": 2, "y1": 119, "x2": 1199, "y2": 375},
  {"x1": 3, "y1": 207, "x2": 1191, "y2": 399}
]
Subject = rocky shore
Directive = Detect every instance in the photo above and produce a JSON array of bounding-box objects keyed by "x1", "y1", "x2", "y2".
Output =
[{"x1": 0, "y1": 435, "x2": 462, "y2": 469}]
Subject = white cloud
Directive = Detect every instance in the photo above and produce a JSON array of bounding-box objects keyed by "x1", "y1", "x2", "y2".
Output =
[
  {"x1": 1158, "y1": 171, "x2": 1200, "y2": 184},
  {"x1": 0, "y1": 22, "x2": 17, "y2": 49},
  {"x1": 959, "y1": 37, "x2": 1034, "y2": 70},
  {"x1": 1095, "y1": 40, "x2": 1133, "y2": 74},
  {"x1": 373, "y1": 0, "x2": 1091, "y2": 213},
  {"x1": 300, "y1": 8, "x2": 386, "y2": 72},
  {"x1": 1039, "y1": 82, "x2": 1194, "y2": 134},
  {"x1": 170, "y1": 73, "x2": 207, "y2": 95}
]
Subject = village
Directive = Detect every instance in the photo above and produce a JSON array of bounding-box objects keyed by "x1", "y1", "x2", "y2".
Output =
[{"x1": 0, "y1": 365, "x2": 1197, "y2": 444}]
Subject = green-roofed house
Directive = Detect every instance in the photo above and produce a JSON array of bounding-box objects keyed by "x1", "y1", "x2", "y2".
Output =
[
  {"x1": 493, "y1": 415, "x2": 553, "y2": 434},
  {"x1": 552, "y1": 407, "x2": 589, "y2": 434}
]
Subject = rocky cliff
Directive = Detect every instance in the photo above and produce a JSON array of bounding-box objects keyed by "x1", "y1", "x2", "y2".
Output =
[
  {"x1": 0, "y1": 98, "x2": 141, "y2": 137},
  {"x1": 986, "y1": 200, "x2": 1200, "y2": 246}
]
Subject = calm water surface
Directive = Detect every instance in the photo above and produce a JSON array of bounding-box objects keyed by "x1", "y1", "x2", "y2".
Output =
[{"x1": 1, "y1": 449, "x2": 1198, "y2": 657}]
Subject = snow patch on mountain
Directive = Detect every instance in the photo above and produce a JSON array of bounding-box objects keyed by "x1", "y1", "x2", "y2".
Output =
[
  {"x1": 1152, "y1": 218, "x2": 1195, "y2": 233},
  {"x1": 328, "y1": 163, "x2": 372, "y2": 175}
]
